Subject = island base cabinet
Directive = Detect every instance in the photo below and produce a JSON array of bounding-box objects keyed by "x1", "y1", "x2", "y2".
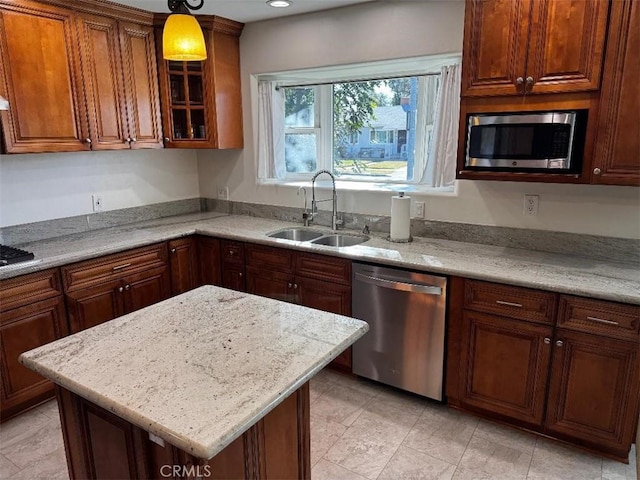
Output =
[
  {"x1": 544, "y1": 330, "x2": 640, "y2": 460},
  {"x1": 56, "y1": 383, "x2": 310, "y2": 479}
]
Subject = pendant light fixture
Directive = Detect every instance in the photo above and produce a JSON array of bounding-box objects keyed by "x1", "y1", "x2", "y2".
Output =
[{"x1": 163, "y1": 0, "x2": 207, "y2": 61}]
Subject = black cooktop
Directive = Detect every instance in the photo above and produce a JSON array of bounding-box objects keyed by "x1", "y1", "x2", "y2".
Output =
[{"x1": 0, "y1": 245, "x2": 35, "y2": 266}]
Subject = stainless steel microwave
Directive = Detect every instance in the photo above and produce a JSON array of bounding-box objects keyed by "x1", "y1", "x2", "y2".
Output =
[{"x1": 464, "y1": 111, "x2": 587, "y2": 173}]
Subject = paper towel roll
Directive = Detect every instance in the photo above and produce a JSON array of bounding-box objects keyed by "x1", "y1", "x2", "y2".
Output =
[{"x1": 390, "y1": 192, "x2": 411, "y2": 241}]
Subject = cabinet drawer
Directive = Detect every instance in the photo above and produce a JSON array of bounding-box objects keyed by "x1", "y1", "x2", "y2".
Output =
[
  {"x1": 558, "y1": 296, "x2": 640, "y2": 342},
  {"x1": 296, "y1": 252, "x2": 351, "y2": 285},
  {"x1": 245, "y1": 244, "x2": 294, "y2": 273},
  {"x1": 221, "y1": 240, "x2": 244, "y2": 266},
  {"x1": 0, "y1": 269, "x2": 62, "y2": 312},
  {"x1": 62, "y1": 243, "x2": 168, "y2": 292},
  {"x1": 464, "y1": 280, "x2": 557, "y2": 325}
]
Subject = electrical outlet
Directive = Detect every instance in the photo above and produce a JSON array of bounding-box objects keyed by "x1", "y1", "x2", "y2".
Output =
[
  {"x1": 92, "y1": 194, "x2": 103, "y2": 213},
  {"x1": 217, "y1": 186, "x2": 229, "y2": 200},
  {"x1": 524, "y1": 194, "x2": 539, "y2": 216},
  {"x1": 415, "y1": 201, "x2": 425, "y2": 219}
]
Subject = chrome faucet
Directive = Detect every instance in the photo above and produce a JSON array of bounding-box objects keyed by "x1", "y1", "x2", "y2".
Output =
[
  {"x1": 311, "y1": 170, "x2": 342, "y2": 231},
  {"x1": 297, "y1": 186, "x2": 311, "y2": 227}
]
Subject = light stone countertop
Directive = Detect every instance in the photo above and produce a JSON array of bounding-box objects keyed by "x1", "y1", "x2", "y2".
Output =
[
  {"x1": 2, "y1": 211, "x2": 639, "y2": 305},
  {"x1": 20, "y1": 285, "x2": 369, "y2": 459}
]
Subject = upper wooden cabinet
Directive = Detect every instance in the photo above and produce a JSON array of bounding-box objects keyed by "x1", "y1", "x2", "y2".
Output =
[
  {"x1": 461, "y1": 0, "x2": 610, "y2": 97},
  {"x1": 591, "y1": 0, "x2": 640, "y2": 186},
  {"x1": 0, "y1": 1, "x2": 89, "y2": 153},
  {"x1": 0, "y1": 0, "x2": 162, "y2": 153},
  {"x1": 156, "y1": 16, "x2": 244, "y2": 149}
]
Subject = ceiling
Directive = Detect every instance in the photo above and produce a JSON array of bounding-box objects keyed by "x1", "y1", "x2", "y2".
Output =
[{"x1": 111, "y1": 0, "x2": 375, "y2": 23}]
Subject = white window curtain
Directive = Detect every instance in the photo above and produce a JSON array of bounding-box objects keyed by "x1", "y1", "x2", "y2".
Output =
[
  {"x1": 419, "y1": 63, "x2": 462, "y2": 187},
  {"x1": 257, "y1": 81, "x2": 286, "y2": 180}
]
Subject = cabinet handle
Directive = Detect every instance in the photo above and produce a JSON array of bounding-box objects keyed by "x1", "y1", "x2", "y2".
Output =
[
  {"x1": 496, "y1": 300, "x2": 523, "y2": 308},
  {"x1": 593, "y1": 168, "x2": 602, "y2": 176},
  {"x1": 171, "y1": 248, "x2": 177, "y2": 253},
  {"x1": 586, "y1": 316, "x2": 619, "y2": 326},
  {"x1": 556, "y1": 340, "x2": 564, "y2": 347},
  {"x1": 112, "y1": 263, "x2": 132, "y2": 271},
  {"x1": 294, "y1": 283, "x2": 298, "y2": 289},
  {"x1": 544, "y1": 337, "x2": 551, "y2": 344},
  {"x1": 118, "y1": 286, "x2": 124, "y2": 293},
  {"x1": 515, "y1": 76, "x2": 524, "y2": 85},
  {"x1": 124, "y1": 284, "x2": 130, "y2": 291}
]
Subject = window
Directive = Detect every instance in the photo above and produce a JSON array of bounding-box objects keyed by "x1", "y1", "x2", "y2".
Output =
[{"x1": 257, "y1": 55, "x2": 462, "y2": 188}]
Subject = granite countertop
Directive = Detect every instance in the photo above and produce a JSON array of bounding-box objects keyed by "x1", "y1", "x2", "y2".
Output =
[
  {"x1": 20, "y1": 285, "x2": 369, "y2": 459},
  {"x1": 2, "y1": 211, "x2": 639, "y2": 305}
]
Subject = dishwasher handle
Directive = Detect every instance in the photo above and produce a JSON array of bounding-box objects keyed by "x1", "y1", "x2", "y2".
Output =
[{"x1": 355, "y1": 272, "x2": 443, "y2": 295}]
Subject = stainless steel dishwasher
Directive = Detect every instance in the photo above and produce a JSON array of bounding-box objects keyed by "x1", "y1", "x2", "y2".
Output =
[{"x1": 352, "y1": 262, "x2": 447, "y2": 400}]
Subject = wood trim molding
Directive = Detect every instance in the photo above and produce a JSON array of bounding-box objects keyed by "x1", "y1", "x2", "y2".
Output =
[{"x1": 27, "y1": 0, "x2": 154, "y2": 25}]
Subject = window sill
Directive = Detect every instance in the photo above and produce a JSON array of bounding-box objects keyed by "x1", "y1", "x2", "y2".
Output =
[{"x1": 258, "y1": 178, "x2": 457, "y2": 196}]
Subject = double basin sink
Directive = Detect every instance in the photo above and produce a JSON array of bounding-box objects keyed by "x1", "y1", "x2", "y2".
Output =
[{"x1": 267, "y1": 228, "x2": 369, "y2": 247}]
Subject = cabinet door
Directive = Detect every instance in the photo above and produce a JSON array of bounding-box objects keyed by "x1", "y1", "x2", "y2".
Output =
[
  {"x1": 296, "y1": 277, "x2": 351, "y2": 316},
  {"x1": 0, "y1": 3, "x2": 89, "y2": 153},
  {"x1": 66, "y1": 279, "x2": 125, "y2": 333},
  {"x1": 545, "y1": 329, "x2": 640, "y2": 458},
  {"x1": 0, "y1": 296, "x2": 68, "y2": 419},
  {"x1": 245, "y1": 266, "x2": 293, "y2": 303},
  {"x1": 169, "y1": 237, "x2": 199, "y2": 295},
  {"x1": 460, "y1": 0, "x2": 531, "y2": 97},
  {"x1": 460, "y1": 311, "x2": 553, "y2": 426},
  {"x1": 198, "y1": 236, "x2": 222, "y2": 286},
  {"x1": 118, "y1": 22, "x2": 162, "y2": 149},
  {"x1": 526, "y1": 0, "x2": 609, "y2": 94},
  {"x1": 122, "y1": 266, "x2": 171, "y2": 313},
  {"x1": 222, "y1": 267, "x2": 245, "y2": 292},
  {"x1": 591, "y1": 0, "x2": 640, "y2": 186},
  {"x1": 76, "y1": 13, "x2": 129, "y2": 150},
  {"x1": 297, "y1": 277, "x2": 352, "y2": 371}
]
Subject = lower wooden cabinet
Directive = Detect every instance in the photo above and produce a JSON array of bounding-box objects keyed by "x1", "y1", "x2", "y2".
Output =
[
  {"x1": 57, "y1": 383, "x2": 309, "y2": 479},
  {"x1": 447, "y1": 277, "x2": 640, "y2": 461},
  {"x1": 545, "y1": 329, "x2": 639, "y2": 458},
  {"x1": 197, "y1": 236, "x2": 222, "y2": 287},
  {"x1": 221, "y1": 240, "x2": 245, "y2": 292},
  {"x1": 0, "y1": 269, "x2": 69, "y2": 420},
  {"x1": 169, "y1": 237, "x2": 199, "y2": 295},
  {"x1": 63, "y1": 243, "x2": 171, "y2": 333},
  {"x1": 459, "y1": 310, "x2": 553, "y2": 427}
]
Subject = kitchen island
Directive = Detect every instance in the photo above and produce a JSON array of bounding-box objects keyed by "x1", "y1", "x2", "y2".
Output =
[{"x1": 19, "y1": 285, "x2": 368, "y2": 479}]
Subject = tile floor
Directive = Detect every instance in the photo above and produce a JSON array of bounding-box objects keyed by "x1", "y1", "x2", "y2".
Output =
[{"x1": 0, "y1": 369, "x2": 637, "y2": 480}]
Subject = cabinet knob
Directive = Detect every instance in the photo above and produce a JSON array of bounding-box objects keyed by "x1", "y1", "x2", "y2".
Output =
[
  {"x1": 229, "y1": 251, "x2": 235, "y2": 256},
  {"x1": 125, "y1": 137, "x2": 131, "y2": 144},
  {"x1": 238, "y1": 272, "x2": 243, "y2": 277},
  {"x1": 164, "y1": 137, "x2": 170, "y2": 143},
  {"x1": 118, "y1": 286, "x2": 124, "y2": 293},
  {"x1": 131, "y1": 137, "x2": 137, "y2": 143},
  {"x1": 556, "y1": 340, "x2": 564, "y2": 347},
  {"x1": 124, "y1": 284, "x2": 130, "y2": 291},
  {"x1": 516, "y1": 76, "x2": 524, "y2": 85},
  {"x1": 171, "y1": 248, "x2": 177, "y2": 253},
  {"x1": 85, "y1": 138, "x2": 92, "y2": 144},
  {"x1": 526, "y1": 76, "x2": 534, "y2": 85},
  {"x1": 544, "y1": 337, "x2": 551, "y2": 344},
  {"x1": 293, "y1": 283, "x2": 298, "y2": 289},
  {"x1": 288, "y1": 283, "x2": 293, "y2": 288},
  {"x1": 593, "y1": 167, "x2": 602, "y2": 175}
]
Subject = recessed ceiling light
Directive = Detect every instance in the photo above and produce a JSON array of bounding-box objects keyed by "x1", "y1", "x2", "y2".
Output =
[{"x1": 267, "y1": 0, "x2": 292, "y2": 7}]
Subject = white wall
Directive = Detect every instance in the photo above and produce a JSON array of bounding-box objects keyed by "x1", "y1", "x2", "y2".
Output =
[
  {"x1": 0, "y1": 149, "x2": 199, "y2": 227},
  {"x1": 197, "y1": 0, "x2": 640, "y2": 240}
]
